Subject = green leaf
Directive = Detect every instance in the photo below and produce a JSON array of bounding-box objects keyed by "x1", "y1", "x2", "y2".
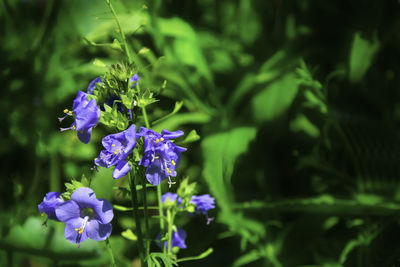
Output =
[
  {"x1": 349, "y1": 32, "x2": 380, "y2": 82},
  {"x1": 121, "y1": 229, "x2": 137, "y2": 241},
  {"x1": 289, "y1": 114, "x2": 320, "y2": 138},
  {"x1": 232, "y1": 250, "x2": 261, "y2": 267},
  {"x1": 252, "y1": 73, "x2": 299, "y2": 123}
]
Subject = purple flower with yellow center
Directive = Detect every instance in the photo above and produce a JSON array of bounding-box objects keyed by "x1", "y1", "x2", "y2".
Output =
[
  {"x1": 157, "y1": 228, "x2": 187, "y2": 251},
  {"x1": 38, "y1": 192, "x2": 64, "y2": 221},
  {"x1": 138, "y1": 128, "x2": 186, "y2": 186},
  {"x1": 59, "y1": 91, "x2": 100, "y2": 144},
  {"x1": 190, "y1": 194, "x2": 215, "y2": 224},
  {"x1": 55, "y1": 187, "x2": 113, "y2": 247},
  {"x1": 95, "y1": 124, "x2": 136, "y2": 179}
]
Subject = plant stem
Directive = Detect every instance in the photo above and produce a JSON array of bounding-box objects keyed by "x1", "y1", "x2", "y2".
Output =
[
  {"x1": 128, "y1": 171, "x2": 146, "y2": 266},
  {"x1": 140, "y1": 174, "x2": 150, "y2": 256},
  {"x1": 167, "y1": 208, "x2": 173, "y2": 255},
  {"x1": 105, "y1": 238, "x2": 116, "y2": 267},
  {"x1": 141, "y1": 106, "x2": 150, "y2": 128},
  {"x1": 105, "y1": 0, "x2": 133, "y2": 63}
]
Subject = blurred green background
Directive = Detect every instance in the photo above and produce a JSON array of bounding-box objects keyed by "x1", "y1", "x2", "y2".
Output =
[{"x1": 1, "y1": 0, "x2": 400, "y2": 266}]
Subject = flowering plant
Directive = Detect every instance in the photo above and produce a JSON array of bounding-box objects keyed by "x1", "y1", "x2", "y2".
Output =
[{"x1": 38, "y1": 1, "x2": 215, "y2": 265}]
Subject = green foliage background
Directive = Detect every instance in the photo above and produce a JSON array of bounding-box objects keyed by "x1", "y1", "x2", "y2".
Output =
[{"x1": 1, "y1": 0, "x2": 400, "y2": 266}]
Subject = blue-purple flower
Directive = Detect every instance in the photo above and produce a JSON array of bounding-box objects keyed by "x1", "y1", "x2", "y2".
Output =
[
  {"x1": 95, "y1": 124, "x2": 136, "y2": 179},
  {"x1": 161, "y1": 192, "x2": 182, "y2": 205},
  {"x1": 87, "y1": 77, "x2": 103, "y2": 94},
  {"x1": 59, "y1": 91, "x2": 100, "y2": 144},
  {"x1": 190, "y1": 194, "x2": 215, "y2": 224},
  {"x1": 130, "y1": 73, "x2": 140, "y2": 87},
  {"x1": 55, "y1": 187, "x2": 113, "y2": 246},
  {"x1": 157, "y1": 228, "x2": 187, "y2": 251},
  {"x1": 138, "y1": 128, "x2": 186, "y2": 186},
  {"x1": 38, "y1": 192, "x2": 64, "y2": 221}
]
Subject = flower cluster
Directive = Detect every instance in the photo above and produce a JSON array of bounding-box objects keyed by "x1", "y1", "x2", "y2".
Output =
[
  {"x1": 156, "y1": 190, "x2": 215, "y2": 253},
  {"x1": 38, "y1": 187, "x2": 113, "y2": 246},
  {"x1": 95, "y1": 124, "x2": 137, "y2": 179},
  {"x1": 138, "y1": 128, "x2": 187, "y2": 186}
]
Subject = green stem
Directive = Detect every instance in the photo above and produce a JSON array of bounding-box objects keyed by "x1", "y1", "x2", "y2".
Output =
[
  {"x1": 140, "y1": 174, "x2": 150, "y2": 256},
  {"x1": 105, "y1": 238, "x2": 116, "y2": 267},
  {"x1": 157, "y1": 185, "x2": 165, "y2": 248},
  {"x1": 128, "y1": 171, "x2": 146, "y2": 265},
  {"x1": 167, "y1": 209, "x2": 173, "y2": 255},
  {"x1": 105, "y1": 0, "x2": 133, "y2": 63},
  {"x1": 141, "y1": 106, "x2": 150, "y2": 128}
]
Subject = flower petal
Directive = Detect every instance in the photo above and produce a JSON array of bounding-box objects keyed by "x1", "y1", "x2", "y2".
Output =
[
  {"x1": 94, "y1": 199, "x2": 114, "y2": 224},
  {"x1": 64, "y1": 217, "x2": 88, "y2": 244},
  {"x1": 161, "y1": 129, "x2": 184, "y2": 139},
  {"x1": 77, "y1": 128, "x2": 92, "y2": 144},
  {"x1": 71, "y1": 187, "x2": 97, "y2": 209},
  {"x1": 113, "y1": 160, "x2": 131, "y2": 179},
  {"x1": 86, "y1": 220, "x2": 112, "y2": 241},
  {"x1": 55, "y1": 200, "x2": 80, "y2": 223},
  {"x1": 145, "y1": 159, "x2": 167, "y2": 185}
]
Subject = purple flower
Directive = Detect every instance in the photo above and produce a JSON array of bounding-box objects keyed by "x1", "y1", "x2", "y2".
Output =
[
  {"x1": 190, "y1": 194, "x2": 215, "y2": 224},
  {"x1": 95, "y1": 124, "x2": 136, "y2": 179},
  {"x1": 161, "y1": 192, "x2": 182, "y2": 205},
  {"x1": 130, "y1": 73, "x2": 140, "y2": 87},
  {"x1": 87, "y1": 77, "x2": 103, "y2": 94},
  {"x1": 55, "y1": 187, "x2": 113, "y2": 246},
  {"x1": 38, "y1": 192, "x2": 64, "y2": 221},
  {"x1": 59, "y1": 91, "x2": 100, "y2": 144},
  {"x1": 157, "y1": 228, "x2": 187, "y2": 251},
  {"x1": 138, "y1": 128, "x2": 186, "y2": 186}
]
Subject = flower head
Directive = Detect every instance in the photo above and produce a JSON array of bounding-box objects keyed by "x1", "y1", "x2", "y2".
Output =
[
  {"x1": 138, "y1": 128, "x2": 186, "y2": 186},
  {"x1": 59, "y1": 91, "x2": 100, "y2": 144},
  {"x1": 157, "y1": 228, "x2": 187, "y2": 251},
  {"x1": 38, "y1": 192, "x2": 64, "y2": 221},
  {"x1": 55, "y1": 187, "x2": 113, "y2": 246},
  {"x1": 190, "y1": 194, "x2": 215, "y2": 224},
  {"x1": 95, "y1": 124, "x2": 136, "y2": 179}
]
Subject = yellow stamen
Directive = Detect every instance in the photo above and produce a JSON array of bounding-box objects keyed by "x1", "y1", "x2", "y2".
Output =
[
  {"x1": 72, "y1": 125, "x2": 76, "y2": 130},
  {"x1": 114, "y1": 149, "x2": 119, "y2": 155},
  {"x1": 68, "y1": 111, "x2": 73, "y2": 115},
  {"x1": 94, "y1": 157, "x2": 98, "y2": 161},
  {"x1": 171, "y1": 160, "x2": 176, "y2": 166},
  {"x1": 166, "y1": 168, "x2": 171, "y2": 174},
  {"x1": 160, "y1": 137, "x2": 164, "y2": 141},
  {"x1": 112, "y1": 144, "x2": 115, "y2": 147},
  {"x1": 156, "y1": 138, "x2": 160, "y2": 143},
  {"x1": 64, "y1": 109, "x2": 68, "y2": 113},
  {"x1": 41, "y1": 213, "x2": 45, "y2": 216},
  {"x1": 75, "y1": 227, "x2": 84, "y2": 234}
]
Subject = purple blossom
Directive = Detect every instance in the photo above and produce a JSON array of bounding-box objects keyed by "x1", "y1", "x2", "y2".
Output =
[
  {"x1": 130, "y1": 73, "x2": 140, "y2": 87},
  {"x1": 38, "y1": 192, "x2": 64, "y2": 221},
  {"x1": 138, "y1": 128, "x2": 186, "y2": 186},
  {"x1": 161, "y1": 192, "x2": 182, "y2": 205},
  {"x1": 59, "y1": 91, "x2": 100, "y2": 144},
  {"x1": 190, "y1": 194, "x2": 215, "y2": 224},
  {"x1": 95, "y1": 124, "x2": 136, "y2": 179},
  {"x1": 55, "y1": 187, "x2": 113, "y2": 246},
  {"x1": 87, "y1": 77, "x2": 103, "y2": 94},
  {"x1": 157, "y1": 228, "x2": 187, "y2": 251}
]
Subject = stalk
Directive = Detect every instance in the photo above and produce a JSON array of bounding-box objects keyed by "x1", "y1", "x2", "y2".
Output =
[{"x1": 128, "y1": 171, "x2": 146, "y2": 265}]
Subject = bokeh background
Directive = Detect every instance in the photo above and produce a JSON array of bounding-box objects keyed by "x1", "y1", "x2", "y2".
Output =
[{"x1": 1, "y1": 0, "x2": 400, "y2": 266}]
